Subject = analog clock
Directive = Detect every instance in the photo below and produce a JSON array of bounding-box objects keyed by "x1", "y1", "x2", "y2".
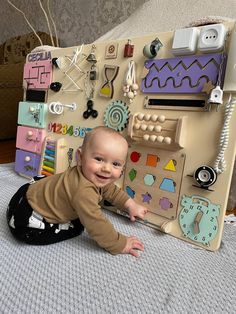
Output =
[{"x1": 179, "y1": 195, "x2": 220, "y2": 246}]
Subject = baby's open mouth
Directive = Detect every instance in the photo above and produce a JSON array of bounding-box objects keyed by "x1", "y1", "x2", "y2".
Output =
[{"x1": 96, "y1": 174, "x2": 110, "y2": 180}]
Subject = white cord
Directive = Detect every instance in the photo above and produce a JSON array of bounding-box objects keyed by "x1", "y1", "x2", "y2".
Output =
[
  {"x1": 214, "y1": 93, "x2": 236, "y2": 174},
  {"x1": 126, "y1": 60, "x2": 135, "y2": 85},
  {"x1": 123, "y1": 61, "x2": 139, "y2": 103},
  {"x1": 7, "y1": 0, "x2": 43, "y2": 46},
  {"x1": 69, "y1": 44, "x2": 84, "y2": 68},
  {"x1": 38, "y1": 0, "x2": 55, "y2": 46},
  {"x1": 47, "y1": 0, "x2": 59, "y2": 47}
]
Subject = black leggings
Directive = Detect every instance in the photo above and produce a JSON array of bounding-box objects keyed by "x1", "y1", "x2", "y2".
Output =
[{"x1": 6, "y1": 178, "x2": 84, "y2": 245}]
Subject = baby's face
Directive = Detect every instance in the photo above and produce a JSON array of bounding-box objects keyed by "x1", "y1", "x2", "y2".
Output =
[{"x1": 80, "y1": 132, "x2": 128, "y2": 187}]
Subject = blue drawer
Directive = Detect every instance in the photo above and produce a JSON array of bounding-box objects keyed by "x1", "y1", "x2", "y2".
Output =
[{"x1": 18, "y1": 101, "x2": 47, "y2": 128}]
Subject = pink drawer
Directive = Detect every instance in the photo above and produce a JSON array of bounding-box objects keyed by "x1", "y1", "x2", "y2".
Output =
[{"x1": 16, "y1": 126, "x2": 46, "y2": 154}]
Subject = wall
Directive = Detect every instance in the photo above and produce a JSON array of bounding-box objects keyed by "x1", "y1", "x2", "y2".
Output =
[
  {"x1": 98, "y1": 0, "x2": 236, "y2": 42},
  {"x1": 0, "y1": 0, "x2": 147, "y2": 47},
  {"x1": 2, "y1": 0, "x2": 236, "y2": 47}
]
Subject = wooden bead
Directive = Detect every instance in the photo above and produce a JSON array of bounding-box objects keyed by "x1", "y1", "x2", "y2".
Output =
[
  {"x1": 150, "y1": 135, "x2": 157, "y2": 142},
  {"x1": 158, "y1": 115, "x2": 166, "y2": 123},
  {"x1": 164, "y1": 137, "x2": 172, "y2": 144},
  {"x1": 123, "y1": 85, "x2": 129, "y2": 92},
  {"x1": 134, "y1": 123, "x2": 140, "y2": 130},
  {"x1": 132, "y1": 83, "x2": 139, "y2": 91},
  {"x1": 144, "y1": 114, "x2": 151, "y2": 121},
  {"x1": 151, "y1": 114, "x2": 158, "y2": 122},
  {"x1": 137, "y1": 113, "x2": 144, "y2": 120},
  {"x1": 143, "y1": 134, "x2": 150, "y2": 141},
  {"x1": 157, "y1": 135, "x2": 164, "y2": 142},
  {"x1": 147, "y1": 124, "x2": 154, "y2": 131},
  {"x1": 128, "y1": 91, "x2": 134, "y2": 99},
  {"x1": 141, "y1": 124, "x2": 147, "y2": 131},
  {"x1": 126, "y1": 78, "x2": 133, "y2": 86},
  {"x1": 154, "y1": 125, "x2": 162, "y2": 132}
]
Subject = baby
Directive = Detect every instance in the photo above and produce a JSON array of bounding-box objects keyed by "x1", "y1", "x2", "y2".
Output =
[{"x1": 7, "y1": 126, "x2": 148, "y2": 257}]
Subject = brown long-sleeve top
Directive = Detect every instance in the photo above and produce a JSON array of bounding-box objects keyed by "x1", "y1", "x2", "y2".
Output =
[{"x1": 26, "y1": 165, "x2": 129, "y2": 254}]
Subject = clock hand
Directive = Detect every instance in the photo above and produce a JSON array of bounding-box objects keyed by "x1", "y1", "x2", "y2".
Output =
[{"x1": 193, "y1": 211, "x2": 203, "y2": 234}]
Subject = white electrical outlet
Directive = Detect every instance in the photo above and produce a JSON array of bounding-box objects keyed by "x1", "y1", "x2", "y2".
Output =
[{"x1": 198, "y1": 24, "x2": 226, "y2": 52}]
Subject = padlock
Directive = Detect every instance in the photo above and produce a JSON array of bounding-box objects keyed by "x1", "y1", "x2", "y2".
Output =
[{"x1": 124, "y1": 39, "x2": 134, "y2": 57}]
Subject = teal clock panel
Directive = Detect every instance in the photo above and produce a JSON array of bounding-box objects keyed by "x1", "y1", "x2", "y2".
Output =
[
  {"x1": 179, "y1": 195, "x2": 220, "y2": 246},
  {"x1": 18, "y1": 101, "x2": 48, "y2": 128}
]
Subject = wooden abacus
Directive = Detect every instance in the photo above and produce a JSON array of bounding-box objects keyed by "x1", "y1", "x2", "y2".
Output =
[{"x1": 127, "y1": 112, "x2": 187, "y2": 150}]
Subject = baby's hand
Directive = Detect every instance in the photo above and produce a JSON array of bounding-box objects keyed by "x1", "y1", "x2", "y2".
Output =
[
  {"x1": 124, "y1": 198, "x2": 148, "y2": 222},
  {"x1": 122, "y1": 236, "x2": 144, "y2": 257}
]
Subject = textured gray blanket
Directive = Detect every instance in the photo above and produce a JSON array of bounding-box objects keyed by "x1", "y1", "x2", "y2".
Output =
[{"x1": 0, "y1": 163, "x2": 236, "y2": 314}]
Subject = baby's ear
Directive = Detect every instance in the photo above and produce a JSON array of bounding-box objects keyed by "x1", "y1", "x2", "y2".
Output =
[
  {"x1": 76, "y1": 148, "x2": 82, "y2": 165},
  {"x1": 119, "y1": 166, "x2": 125, "y2": 178}
]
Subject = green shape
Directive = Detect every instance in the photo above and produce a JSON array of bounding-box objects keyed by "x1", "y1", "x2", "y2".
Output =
[{"x1": 129, "y1": 168, "x2": 137, "y2": 181}]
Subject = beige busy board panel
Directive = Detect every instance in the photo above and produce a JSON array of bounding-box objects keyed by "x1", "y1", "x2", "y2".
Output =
[{"x1": 17, "y1": 20, "x2": 236, "y2": 251}]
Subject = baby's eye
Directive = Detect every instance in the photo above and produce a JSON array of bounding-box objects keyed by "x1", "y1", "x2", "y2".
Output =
[
  {"x1": 113, "y1": 162, "x2": 122, "y2": 167},
  {"x1": 94, "y1": 157, "x2": 103, "y2": 162}
]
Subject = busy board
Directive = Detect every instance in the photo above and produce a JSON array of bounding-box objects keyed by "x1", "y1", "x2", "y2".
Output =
[{"x1": 15, "y1": 20, "x2": 236, "y2": 251}]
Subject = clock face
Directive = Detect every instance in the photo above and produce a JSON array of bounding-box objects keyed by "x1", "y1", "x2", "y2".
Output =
[{"x1": 179, "y1": 195, "x2": 220, "y2": 246}]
